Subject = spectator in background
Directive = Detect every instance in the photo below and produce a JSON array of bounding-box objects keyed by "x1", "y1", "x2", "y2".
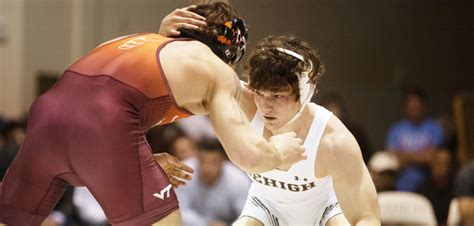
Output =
[
  {"x1": 177, "y1": 139, "x2": 250, "y2": 226},
  {"x1": 177, "y1": 116, "x2": 217, "y2": 141},
  {"x1": 171, "y1": 134, "x2": 198, "y2": 161},
  {"x1": 0, "y1": 120, "x2": 25, "y2": 180},
  {"x1": 146, "y1": 124, "x2": 186, "y2": 154},
  {"x1": 318, "y1": 92, "x2": 374, "y2": 164},
  {"x1": 0, "y1": 116, "x2": 5, "y2": 128},
  {"x1": 368, "y1": 151, "x2": 399, "y2": 192},
  {"x1": 1, "y1": 120, "x2": 25, "y2": 145},
  {"x1": 146, "y1": 124, "x2": 198, "y2": 160},
  {"x1": 0, "y1": 133, "x2": 4, "y2": 154},
  {"x1": 417, "y1": 149, "x2": 455, "y2": 225},
  {"x1": 72, "y1": 187, "x2": 108, "y2": 225},
  {"x1": 436, "y1": 113, "x2": 458, "y2": 154},
  {"x1": 386, "y1": 87, "x2": 444, "y2": 192},
  {"x1": 46, "y1": 188, "x2": 77, "y2": 226},
  {"x1": 0, "y1": 116, "x2": 5, "y2": 151},
  {"x1": 454, "y1": 161, "x2": 474, "y2": 226}
]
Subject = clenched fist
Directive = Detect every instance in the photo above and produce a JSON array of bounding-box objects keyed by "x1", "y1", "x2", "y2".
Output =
[{"x1": 269, "y1": 132, "x2": 307, "y2": 171}]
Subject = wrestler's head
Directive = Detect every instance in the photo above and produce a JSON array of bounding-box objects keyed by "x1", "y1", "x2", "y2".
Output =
[
  {"x1": 245, "y1": 35, "x2": 324, "y2": 130},
  {"x1": 179, "y1": 2, "x2": 248, "y2": 64}
]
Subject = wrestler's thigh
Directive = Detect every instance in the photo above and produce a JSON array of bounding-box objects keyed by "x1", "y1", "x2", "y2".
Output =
[
  {"x1": 152, "y1": 209, "x2": 182, "y2": 226},
  {"x1": 233, "y1": 216, "x2": 264, "y2": 226}
]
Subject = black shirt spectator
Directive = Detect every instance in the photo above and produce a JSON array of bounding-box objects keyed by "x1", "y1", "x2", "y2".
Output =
[{"x1": 454, "y1": 161, "x2": 474, "y2": 225}]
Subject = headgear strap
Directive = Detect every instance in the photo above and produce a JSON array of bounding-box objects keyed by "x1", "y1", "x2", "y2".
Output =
[
  {"x1": 272, "y1": 47, "x2": 315, "y2": 127},
  {"x1": 275, "y1": 48, "x2": 315, "y2": 105}
]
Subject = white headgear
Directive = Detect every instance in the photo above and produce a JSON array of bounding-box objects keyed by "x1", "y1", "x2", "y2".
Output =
[
  {"x1": 274, "y1": 47, "x2": 315, "y2": 127},
  {"x1": 275, "y1": 47, "x2": 315, "y2": 105}
]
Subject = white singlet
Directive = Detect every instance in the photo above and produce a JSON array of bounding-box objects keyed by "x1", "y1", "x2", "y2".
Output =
[{"x1": 240, "y1": 103, "x2": 343, "y2": 226}]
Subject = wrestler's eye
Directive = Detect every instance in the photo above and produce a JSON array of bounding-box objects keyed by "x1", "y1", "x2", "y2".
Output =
[{"x1": 273, "y1": 94, "x2": 284, "y2": 99}]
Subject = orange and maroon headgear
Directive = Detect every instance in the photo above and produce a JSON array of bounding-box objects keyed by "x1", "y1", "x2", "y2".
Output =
[{"x1": 178, "y1": 18, "x2": 248, "y2": 64}]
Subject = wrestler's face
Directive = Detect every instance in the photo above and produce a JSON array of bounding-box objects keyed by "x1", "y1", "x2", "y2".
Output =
[{"x1": 253, "y1": 87, "x2": 301, "y2": 131}]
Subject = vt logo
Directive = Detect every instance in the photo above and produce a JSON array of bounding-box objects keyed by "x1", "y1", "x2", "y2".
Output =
[
  {"x1": 118, "y1": 36, "x2": 161, "y2": 50},
  {"x1": 153, "y1": 184, "x2": 172, "y2": 200}
]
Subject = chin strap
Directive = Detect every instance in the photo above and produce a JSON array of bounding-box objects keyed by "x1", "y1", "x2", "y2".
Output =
[{"x1": 274, "y1": 48, "x2": 314, "y2": 127}]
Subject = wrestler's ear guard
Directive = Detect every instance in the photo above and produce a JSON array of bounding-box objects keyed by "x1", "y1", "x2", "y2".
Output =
[
  {"x1": 215, "y1": 18, "x2": 248, "y2": 64},
  {"x1": 275, "y1": 48, "x2": 315, "y2": 105},
  {"x1": 177, "y1": 18, "x2": 248, "y2": 64}
]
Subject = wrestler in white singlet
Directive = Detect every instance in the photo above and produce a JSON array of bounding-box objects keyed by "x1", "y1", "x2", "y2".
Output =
[{"x1": 240, "y1": 104, "x2": 343, "y2": 226}]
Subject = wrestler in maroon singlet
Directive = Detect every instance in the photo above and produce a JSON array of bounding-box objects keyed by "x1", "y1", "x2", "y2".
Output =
[{"x1": 0, "y1": 33, "x2": 192, "y2": 225}]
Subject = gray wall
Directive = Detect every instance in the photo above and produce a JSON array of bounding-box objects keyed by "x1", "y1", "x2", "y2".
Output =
[
  {"x1": 230, "y1": 0, "x2": 474, "y2": 149},
  {"x1": 1, "y1": 0, "x2": 472, "y2": 149},
  {"x1": 0, "y1": 0, "x2": 24, "y2": 118},
  {"x1": 24, "y1": 0, "x2": 72, "y2": 105}
]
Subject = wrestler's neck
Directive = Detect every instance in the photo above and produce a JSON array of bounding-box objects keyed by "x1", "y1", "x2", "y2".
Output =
[{"x1": 269, "y1": 103, "x2": 314, "y2": 138}]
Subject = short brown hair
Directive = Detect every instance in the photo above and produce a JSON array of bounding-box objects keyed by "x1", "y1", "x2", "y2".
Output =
[
  {"x1": 189, "y1": 2, "x2": 239, "y2": 38},
  {"x1": 245, "y1": 35, "x2": 325, "y2": 99}
]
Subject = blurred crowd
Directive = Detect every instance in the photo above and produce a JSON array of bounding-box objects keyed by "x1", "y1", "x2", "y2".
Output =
[{"x1": 0, "y1": 86, "x2": 473, "y2": 226}]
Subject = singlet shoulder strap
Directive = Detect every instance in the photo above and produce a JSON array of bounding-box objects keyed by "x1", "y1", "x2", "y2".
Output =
[{"x1": 307, "y1": 103, "x2": 333, "y2": 171}]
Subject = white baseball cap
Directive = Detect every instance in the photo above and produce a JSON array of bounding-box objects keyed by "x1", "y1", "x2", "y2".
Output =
[{"x1": 369, "y1": 151, "x2": 400, "y2": 173}]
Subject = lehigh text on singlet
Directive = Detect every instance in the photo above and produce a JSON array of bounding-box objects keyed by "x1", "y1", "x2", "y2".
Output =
[{"x1": 248, "y1": 173, "x2": 316, "y2": 192}]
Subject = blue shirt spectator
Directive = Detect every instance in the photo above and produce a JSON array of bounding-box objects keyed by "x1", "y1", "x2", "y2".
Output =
[
  {"x1": 387, "y1": 119, "x2": 443, "y2": 151},
  {"x1": 386, "y1": 87, "x2": 444, "y2": 192}
]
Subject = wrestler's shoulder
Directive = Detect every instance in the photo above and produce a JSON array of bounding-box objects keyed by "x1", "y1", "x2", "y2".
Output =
[
  {"x1": 169, "y1": 40, "x2": 219, "y2": 63},
  {"x1": 319, "y1": 116, "x2": 358, "y2": 155},
  {"x1": 170, "y1": 41, "x2": 230, "y2": 78}
]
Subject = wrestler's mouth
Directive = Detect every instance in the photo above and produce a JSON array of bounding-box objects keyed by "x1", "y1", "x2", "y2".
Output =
[{"x1": 264, "y1": 116, "x2": 277, "y2": 121}]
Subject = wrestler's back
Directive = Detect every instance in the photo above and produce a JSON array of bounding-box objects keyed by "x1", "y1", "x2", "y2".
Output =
[{"x1": 0, "y1": 33, "x2": 215, "y2": 225}]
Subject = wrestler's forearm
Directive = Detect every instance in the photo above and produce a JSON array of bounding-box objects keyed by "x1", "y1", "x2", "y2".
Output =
[
  {"x1": 208, "y1": 94, "x2": 283, "y2": 173},
  {"x1": 236, "y1": 138, "x2": 283, "y2": 173},
  {"x1": 208, "y1": 70, "x2": 285, "y2": 174},
  {"x1": 214, "y1": 126, "x2": 283, "y2": 174}
]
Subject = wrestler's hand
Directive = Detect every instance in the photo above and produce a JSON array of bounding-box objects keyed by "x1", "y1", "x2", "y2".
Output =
[
  {"x1": 269, "y1": 132, "x2": 307, "y2": 171},
  {"x1": 158, "y1": 5, "x2": 207, "y2": 36},
  {"x1": 153, "y1": 153, "x2": 194, "y2": 188}
]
